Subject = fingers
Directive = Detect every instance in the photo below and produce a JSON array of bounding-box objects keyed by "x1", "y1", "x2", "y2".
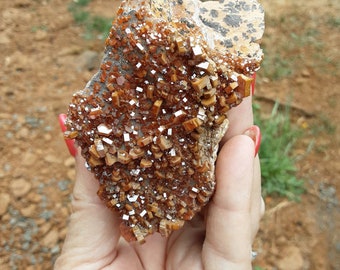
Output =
[
  {"x1": 220, "y1": 73, "x2": 256, "y2": 146},
  {"x1": 203, "y1": 134, "x2": 261, "y2": 269},
  {"x1": 72, "y1": 153, "x2": 103, "y2": 206},
  {"x1": 55, "y1": 154, "x2": 121, "y2": 269},
  {"x1": 55, "y1": 200, "x2": 120, "y2": 269},
  {"x1": 221, "y1": 97, "x2": 254, "y2": 146}
]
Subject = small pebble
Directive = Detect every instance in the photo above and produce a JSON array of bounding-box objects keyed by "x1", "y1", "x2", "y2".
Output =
[
  {"x1": 27, "y1": 192, "x2": 42, "y2": 203},
  {"x1": 43, "y1": 133, "x2": 52, "y2": 141},
  {"x1": 20, "y1": 204, "x2": 37, "y2": 218},
  {"x1": 77, "y1": 50, "x2": 100, "y2": 71},
  {"x1": 34, "y1": 30, "x2": 48, "y2": 41},
  {"x1": 39, "y1": 210, "x2": 54, "y2": 221},
  {"x1": 57, "y1": 180, "x2": 70, "y2": 191},
  {"x1": 0, "y1": 193, "x2": 11, "y2": 215},
  {"x1": 39, "y1": 223, "x2": 52, "y2": 236},
  {"x1": 44, "y1": 154, "x2": 62, "y2": 164},
  {"x1": 67, "y1": 169, "x2": 75, "y2": 180},
  {"x1": 10, "y1": 178, "x2": 32, "y2": 198},
  {"x1": 22, "y1": 152, "x2": 37, "y2": 166},
  {"x1": 64, "y1": 156, "x2": 75, "y2": 167},
  {"x1": 16, "y1": 127, "x2": 29, "y2": 139},
  {"x1": 41, "y1": 229, "x2": 59, "y2": 248}
]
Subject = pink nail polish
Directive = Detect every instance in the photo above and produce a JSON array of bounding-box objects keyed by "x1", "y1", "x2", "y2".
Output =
[
  {"x1": 243, "y1": 125, "x2": 261, "y2": 156},
  {"x1": 58, "y1": 114, "x2": 77, "y2": 157}
]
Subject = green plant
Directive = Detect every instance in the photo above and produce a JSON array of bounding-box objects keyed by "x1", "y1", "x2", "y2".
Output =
[
  {"x1": 254, "y1": 266, "x2": 265, "y2": 270},
  {"x1": 253, "y1": 102, "x2": 305, "y2": 200},
  {"x1": 261, "y1": 51, "x2": 292, "y2": 80},
  {"x1": 309, "y1": 114, "x2": 337, "y2": 138},
  {"x1": 260, "y1": 11, "x2": 332, "y2": 81},
  {"x1": 73, "y1": 0, "x2": 91, "y2": 6},
  {"x1": 68, "y1": 0, "x2": 112, "y2": 39},
  {"x1": 327, "y1": 16, "x2": 340, "y2": 28},
  {"x1": 88, "y1": 15, "x2": 113, "y2": 38},
  {"x1": 31, "y1": 25, "x2": 48, "y2": 32}
]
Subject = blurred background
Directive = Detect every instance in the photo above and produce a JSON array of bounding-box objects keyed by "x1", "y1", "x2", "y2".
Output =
[{"x1": 0, "y1": 0, "x2": 339, "y2": 269}]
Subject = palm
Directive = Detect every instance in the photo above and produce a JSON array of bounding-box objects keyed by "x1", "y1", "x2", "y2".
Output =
[{"x1": 102, "y1": 214, "x2": 206, "y2": 269}]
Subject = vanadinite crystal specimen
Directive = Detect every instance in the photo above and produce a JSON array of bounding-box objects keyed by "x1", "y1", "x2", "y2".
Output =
[{"x1": 65, "y1": 0, "x2": 264, "y2": 243}]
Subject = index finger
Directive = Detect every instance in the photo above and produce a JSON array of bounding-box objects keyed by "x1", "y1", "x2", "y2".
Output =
[
  {"x1": 220, "y1": 96, "x2": 254, "y2": 146},
  {"x1": 203, "y1": 135, "x2": 255, "y2": 269}
]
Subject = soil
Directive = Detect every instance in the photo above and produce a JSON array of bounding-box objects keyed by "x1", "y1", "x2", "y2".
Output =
[{"x1": 0, "y1": 0, "x2": 339, "y2": 269}]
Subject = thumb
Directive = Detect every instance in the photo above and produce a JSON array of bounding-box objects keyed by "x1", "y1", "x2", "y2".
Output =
[
  {"x1": 203, "y1": 134, "x2": 256, "y2": 269},
  {"x1": 72, "y1": 152, "x2": 104, "y2": 206}
]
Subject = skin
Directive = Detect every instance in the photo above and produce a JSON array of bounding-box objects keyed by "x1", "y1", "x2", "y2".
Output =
[{"x1": 54, "y1": 97, "x2": 264, "y2": 270}]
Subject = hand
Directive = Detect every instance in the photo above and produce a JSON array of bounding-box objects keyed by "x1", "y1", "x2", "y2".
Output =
[
  {"x1": 54, "y1": 132, "x2": 262, "y2": 270},
  {"x1": 55, "y1": 96, "x2": 264, "y2": 270}
]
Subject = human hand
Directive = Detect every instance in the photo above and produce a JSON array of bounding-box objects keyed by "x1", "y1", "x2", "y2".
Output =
[
  {"x1": 56, "y1": 77, "x2": 264, "y2": 269},
  {"x1": 55, "y1": 106, "x2": 263, "y2": 270}
]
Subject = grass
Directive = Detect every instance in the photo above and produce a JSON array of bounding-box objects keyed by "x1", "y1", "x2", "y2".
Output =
[
  {"x1": 327, "y1": 16, "x2": 340, "y2": 28},
  {"x1": 68, "y1": 0, "x2": 112, "y2": 39},
  {"x1": 260, "y1": 10, "x2": 335, "y2": 81},
  {"x1": 73, "y1": 0, "x2": 91, "y2": 6},
  {"x1": 31, "y1": 25, "x2": 48, "y2": 33},
  {"x1": 254, "y1": 102, "x2": 305, "y2": 200},
  {"x1": 261, "y1": 50, "x2": 292, "y2": 80}
]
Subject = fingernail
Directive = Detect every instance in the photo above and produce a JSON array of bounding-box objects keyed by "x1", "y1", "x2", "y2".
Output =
[
  {"x1": 243, "y1": 125, "x2": 261, "y2": 157},
  {"x1": 251, "y1": 73, "x2": 256, "y2": 95},
  {"x1": 58, "y1": 114, "x2": 77, "y2": 157}
]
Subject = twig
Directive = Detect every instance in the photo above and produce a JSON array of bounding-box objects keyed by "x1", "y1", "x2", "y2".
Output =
[
  {"x1": 255, "y1": 95, "x2": 316, "y2": 117},
  {"x1": 264, "y1": 200, "x2": 294, "y2": 217}
]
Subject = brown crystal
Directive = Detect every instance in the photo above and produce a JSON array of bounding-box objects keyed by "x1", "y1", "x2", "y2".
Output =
[
  {"x1": 140, "y1": 158, "x2": 153, "y2": 168},
  {"x1": 151, "y1": 100, "x2": 163, "y2": 117},
  {"x1": 182, "y1": 118, "x2": 203, "y2": 132},
  {"x1": 111, "y1": 92, "x2": 120, "y2": 107},
  {"x1": 157, "y1": 135, "x2": 173, "y2": 151},
  {"x1": 137, "y1": 135, "x2": 153, "y2": 147},
  {"x1": 105, "y1": 153, "x2": 117, "y2": 166},
  {"x1": 191, "y1": 76, "x2": 210, "y2": 93}
]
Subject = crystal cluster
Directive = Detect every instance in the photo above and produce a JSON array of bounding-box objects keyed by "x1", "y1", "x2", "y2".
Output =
[{"x1": 65, "y1": 0, "x2": 264, "y2": 243}]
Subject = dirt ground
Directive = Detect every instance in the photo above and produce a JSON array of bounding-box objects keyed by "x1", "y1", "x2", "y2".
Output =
[{"x1": 0, "y1": 0, "x2": 339, "y2": 269}]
